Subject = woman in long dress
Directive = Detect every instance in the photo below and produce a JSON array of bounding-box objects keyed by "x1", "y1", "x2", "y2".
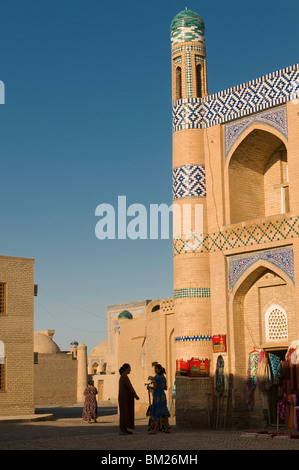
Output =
[
  {"x1": 118, "y1": 363, "x2": 139, "y2": 435},
  {"x1": 148, "y1": 364, "x2": 170, "y2": 434},
  {"x1": 82, "y1": 380, "x2": 98, "y2": 423}
]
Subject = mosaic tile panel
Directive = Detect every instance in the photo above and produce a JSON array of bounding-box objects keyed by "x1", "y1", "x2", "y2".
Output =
[
  {"x1": 195, "y1": 55, "x2": 204, "y2": 64},
  {"x1": 174, "y1": 334, "x2": 212, "y2": 343},
  {"x1": 172, "y1": 164, "x2": 206, "y2": 200},
  {"x1": 172, "y1": 44, "x2": 206, "y2": 56},
  {"x1": 173, "y1": 216, "x2": 299, "y2": 255},
  {"x1": 172, "y1": 64, "x2": 299, "y2": 132},
  {"x1": 185, "y1": 49, "x2": 193, "y2": 97},
  {"x1": 173, "y1": 56, "x2": 182, "y2": 66},
  {"x1": 171, "y1": 25, "x2": 205, "y2": 47},
  {"x1": 170, "y1": 10, "x2": 205, "y2": 47},
  {"x1": 229, "y1": 246, "x2": 294, "y2": 290},
  {"x1": 224, "y1": 105, "x2": 288, "y2": 158},
  {"x1": 174, "y1": 287, "x2": 211, "y2": 298}
]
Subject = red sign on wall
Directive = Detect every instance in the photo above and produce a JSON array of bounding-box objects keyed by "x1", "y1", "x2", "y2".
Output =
[{"x1": 213, "y1": 335, "x2": 226, "y2": 353}]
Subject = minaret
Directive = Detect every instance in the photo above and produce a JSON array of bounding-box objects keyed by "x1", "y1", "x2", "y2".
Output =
[
  {"x1": 171, "y1": 10, "x2": 212, "y2": 374},
  {"x1": 77, "y1": 343, "x2": 88, "y2": 403}
]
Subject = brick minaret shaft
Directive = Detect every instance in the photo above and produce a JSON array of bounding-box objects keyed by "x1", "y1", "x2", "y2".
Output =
[{"x1": 171, "y1": 10, "x2": 213, "y2": 364}]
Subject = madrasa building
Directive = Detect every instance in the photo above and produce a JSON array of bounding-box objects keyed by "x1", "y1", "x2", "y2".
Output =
[{"x1": 91, "y1": 8, "x2": 299, "y2": 430}]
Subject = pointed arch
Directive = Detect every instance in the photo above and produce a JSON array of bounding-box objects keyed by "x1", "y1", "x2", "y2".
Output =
[
  {"x1": 226, "y1": 127, "x2": 289, "y2": 224},
  {"x1": 175, "y1": 66, "x2": 182, "y2": 101},
  {"x1": 225, "y1": 122, "x2": 288, "y2": 167}
]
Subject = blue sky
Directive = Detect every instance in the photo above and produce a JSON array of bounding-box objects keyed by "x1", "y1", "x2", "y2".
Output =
[{"x1": 0, "y1": 0, "x2": 298, "y2": 353}]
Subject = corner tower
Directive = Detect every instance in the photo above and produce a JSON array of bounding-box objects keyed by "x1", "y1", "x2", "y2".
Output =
[{"x1": 171, "y1": 9, "x2": 213, "y2": 425}]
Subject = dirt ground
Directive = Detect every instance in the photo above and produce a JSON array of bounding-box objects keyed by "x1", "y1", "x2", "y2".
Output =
[{"x1": 0, "y1": 405, "x2": 299, "y2": 451}]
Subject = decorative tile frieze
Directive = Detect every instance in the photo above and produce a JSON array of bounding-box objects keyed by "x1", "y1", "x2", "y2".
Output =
[
  {"x1": 229, "y1": 246, "x2": 294, "y2": 290},
  {"x1": 172, "y1": 44, "x2": 206, "y2": 56},
  {"x1": 224, "y1": 105, "x2": 288, "y2": 158},
  {"x1": 174, "y1": 334, "x2": 212, "y2": 343},
  {"x1": 172, "y1": 64, "x2": 299, "y2": 132},
  {"x1": 174, "y1": 287, "x2": 210, "y2": 298},
  {"x1": 173, "y1": 216, "x2": 299, "y2": 255},
  {"x1": 172, "y1": 164, "x2": 206, "y2": 200},
  {"x1": 171, "y1": 25, "x2": 205, "y2": 47}
]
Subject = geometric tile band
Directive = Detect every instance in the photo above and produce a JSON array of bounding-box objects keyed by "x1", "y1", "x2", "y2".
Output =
[
  {"x1": 228, "y1": 246, "x2": 294, "y2": 290},
  {"x1": 224, "y1": 105, "x2": 288, "y2": 159},
  {"x1": 172, "y1": 63, "x2": 299, "y2": 132},
  {"x1": 172, "y1": 44, "x2": 206, "y2": 56},
  {"x1": 174, "y1": 334, "x2": 212, "y2": 343},
  {"x1": 174, "y1": 287, "x2": 210, "y2": 298},
  {"x1": 173, "y1": 216, "x2": 299, "y2": 255},
  {"x1": 170, "y1": 24, "x2": 205, "y2": 47},
  {"x1": 173, "y1": 164, "x2": 206, "y2": 200}
]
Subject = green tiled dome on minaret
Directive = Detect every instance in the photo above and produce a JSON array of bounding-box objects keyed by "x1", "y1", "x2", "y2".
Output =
[
  {"x1": 118, "y1": 310, "x2": 133, "y2": 319},
  {"x1": 170, "y1": 9, "x2": 205, "y2": 46}
]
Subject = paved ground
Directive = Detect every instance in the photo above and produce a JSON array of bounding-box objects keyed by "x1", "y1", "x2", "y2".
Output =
[{"x1": 0, "y1": 404, "x2": 299, "y2": 450}]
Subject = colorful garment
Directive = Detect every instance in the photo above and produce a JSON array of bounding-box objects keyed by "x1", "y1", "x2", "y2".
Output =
[
  {"x1": 82, "y1": 386, "x2": 98, "y2": 422},
  {"x1": 245, "y1": 357, "x2": 254, "y2": 409},
  {"x1": 288, "y1": 394, "x2": 295, "y2": 430},
  {"x1": 277, "y1": 394, "x2": 288, "y2": 420},
  {"x1": 152, "y1": 374, "x2": 170, "y2": 422},
  {"x1": 257, "y1": 351, "x2": 270, "y2": 391},
  {"x1": 249, "y1": 352, "x2": 259, "y2": 388},
  {"x1": 215, "y1": 355, "x2": 225, "y2": 393},
  {"x1": 269, "y1": 353, "x2": 281, "y2": 382}
]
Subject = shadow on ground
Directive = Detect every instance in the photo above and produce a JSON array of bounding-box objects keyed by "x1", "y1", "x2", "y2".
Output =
[{"x1": 35, "y1": 403, "x2": 118, "y2": 420}]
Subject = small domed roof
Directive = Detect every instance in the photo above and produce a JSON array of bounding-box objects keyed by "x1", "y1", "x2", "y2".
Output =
[
  {"x1": 34, "y1": 331, "x2": 61, "y2": 354},
  {"x1": 170, "y1": 9, "x2": 205, "y2": 46},
  {"x1": 118, "y1": 310, "x2": 133, "y2": 320},
  {"x1": 90, "y1": 339, "x2": 108, "y2": 357}
]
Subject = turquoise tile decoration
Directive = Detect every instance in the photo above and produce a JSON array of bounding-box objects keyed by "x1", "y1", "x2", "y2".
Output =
[
  {"x1": 229, "y1": 246, "x2": 294, "y2": 290},
  {"x1": 224, "y1": 105, "x2": 288, "y2": 158},
  {"x1": 170, "y1": 9, "x2": 205, "y2": 47},
  {"x1": 174, "y1": 287, "x2": 211, "y2": 298}
]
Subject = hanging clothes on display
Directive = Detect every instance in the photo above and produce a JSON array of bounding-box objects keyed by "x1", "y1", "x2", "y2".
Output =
[
  {"x1": 249, "y1": 350, "x2": 259, "y2": 388},
  {"x1": 256, "y1": 350, "x2": 270, "y2": 391},
  {"x1": 277, "y1": 394, "x2": 288, "y2": 421},
  {"x1": 245, "y1": 357, "x2": 254, "y2": 410},
  {"x1": 281, "y1": 359, "x2": 299, "y2": 394},
  {"x1": 215, "y1": 355, "x2": 225, "y2": 394},
  {"x1": 245, "y1": 349, "x2": 260, "y2": 409},
  {"x1": 288, "y1": 395, "x2": 298, "y2": 431},
  {"x1": 269, "y1": 353, "x2": 281, "y2": 384},
  {"x1": 277, "y1": 345, "x2": 299, "y2": 430}
]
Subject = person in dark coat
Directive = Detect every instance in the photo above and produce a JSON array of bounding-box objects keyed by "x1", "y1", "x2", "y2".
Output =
[{"x1": 118, "y1": 363, "x2": 139, "y2": 435}]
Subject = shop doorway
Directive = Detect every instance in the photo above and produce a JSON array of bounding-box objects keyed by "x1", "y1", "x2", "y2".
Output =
[{"x1": 264, "y1": 347, "x2": 287, "y2": 426}]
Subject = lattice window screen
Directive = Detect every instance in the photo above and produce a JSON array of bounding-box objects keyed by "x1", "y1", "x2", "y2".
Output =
[{"x1": 266, "y1": 306, "x2": 288, "y2": 342}]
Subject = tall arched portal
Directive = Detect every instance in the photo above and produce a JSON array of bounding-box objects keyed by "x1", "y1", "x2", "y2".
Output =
[{"x1": 228, "y1": 129, "x2": 289, "y2": 224}]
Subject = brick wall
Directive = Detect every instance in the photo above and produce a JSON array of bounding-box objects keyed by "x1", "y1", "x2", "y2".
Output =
[
  {"x1": 34, "y1": 353, "x2": 77, "y2": 405},
  {"x1": 0, "y1": 256, "x2": 35, "y2": 416}
]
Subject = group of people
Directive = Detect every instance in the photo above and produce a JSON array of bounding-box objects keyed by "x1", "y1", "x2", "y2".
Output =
[{"x1": 81, "y1": 363, "x2": 171, "y2": 435}]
